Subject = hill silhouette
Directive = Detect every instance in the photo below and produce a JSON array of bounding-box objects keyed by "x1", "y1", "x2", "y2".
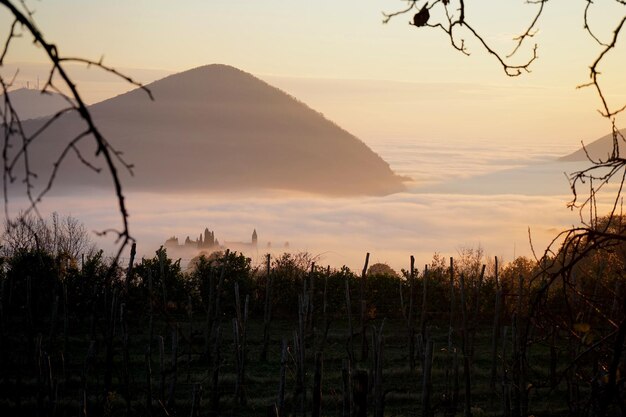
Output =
[
  {"x1": 560, "y1": 129, "x2": 626, "y2": 162},
  {"x1": 2, "y1": 88, "x2": 70, "y2": 120},
  {"x1": 15, "y1": 64, "x2": 406, "y2": 196}
]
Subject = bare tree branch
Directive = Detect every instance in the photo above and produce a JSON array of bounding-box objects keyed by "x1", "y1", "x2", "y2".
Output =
[{"x1": 0, "y1": 0, "x2": 153, "y2": 261}]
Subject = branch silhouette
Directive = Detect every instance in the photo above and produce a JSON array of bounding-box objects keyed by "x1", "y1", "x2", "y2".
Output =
[{"x1": 0, "y1": 0, "x2": 153, "y2": 260}]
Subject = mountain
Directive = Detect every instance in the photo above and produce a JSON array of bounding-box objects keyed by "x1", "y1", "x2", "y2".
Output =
[
  {"x1": 560, "y1": 129, "x2": 626, "y2": 162},
  {"x1": 1, "y1": 88, "x2": 70, "y2": 120},
  {"x1": 13, "y1": 64, "x2": 406, "y2": 196}
]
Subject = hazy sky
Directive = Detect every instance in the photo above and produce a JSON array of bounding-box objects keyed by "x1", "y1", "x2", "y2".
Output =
[{"x1": 1, "y1": 0, "x2": 624, "y2": 144}]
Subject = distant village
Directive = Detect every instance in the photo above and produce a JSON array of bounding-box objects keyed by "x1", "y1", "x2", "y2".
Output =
[{"x1": 164, "y1": 227, "x2": 289, "y2": 254}]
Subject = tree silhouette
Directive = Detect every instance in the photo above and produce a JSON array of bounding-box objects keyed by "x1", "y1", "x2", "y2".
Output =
[
  {"x1": 384, "y1": 0, "x2": 625, "y2": 266},
  {"x1": 385, "y1": 3, "x2": 626, "y2": 412},
  {"x1": 0, "y1": 0, "x2": 152, "y2": 259}
]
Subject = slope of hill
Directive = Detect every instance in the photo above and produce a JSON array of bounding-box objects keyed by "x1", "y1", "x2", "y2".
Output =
[
  {"x1": 14, "y1": 64, "x2": 406, "y2": 196},
  {"x1": 1, "y1": 88, "x2": 70, "y2": 120},
  {"x1": 560, "y1": 129, "x2": 626, "y2": 162}
]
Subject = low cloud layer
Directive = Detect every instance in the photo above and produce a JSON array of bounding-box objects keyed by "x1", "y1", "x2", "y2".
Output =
[{"x1": 4, "y1": 129, "x2": 598, "y2": 272}]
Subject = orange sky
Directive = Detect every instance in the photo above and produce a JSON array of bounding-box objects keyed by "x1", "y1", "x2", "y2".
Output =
[{"x1": 0, "y1": 0, "x2": 624, "y2": 146}]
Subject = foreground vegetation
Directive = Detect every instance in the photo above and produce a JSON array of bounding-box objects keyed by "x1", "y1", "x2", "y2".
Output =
[{"x1": 0, "y1": 215, "x2": 624, "y2": 416}]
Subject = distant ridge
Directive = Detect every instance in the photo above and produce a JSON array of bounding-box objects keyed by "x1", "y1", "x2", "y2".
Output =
[
  {"x1": 560, "y1": 129, "x2": 626, "y2": 162},
  {"x1": 16, "y1": 64, "x2": 406, "y2": 196},
  {"x1": 1, "y1": 88, "x2": 69, "y2": 120}
]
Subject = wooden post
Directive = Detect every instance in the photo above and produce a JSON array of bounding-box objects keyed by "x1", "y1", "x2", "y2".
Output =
[
  {"x1": 167, "y1": 325, "x2": 179, "y2": 408},
  {"x1": 469, "y1": 264, "x2": 485, "y2": 359},
  {"x1": 159, "y1": 335, "x2": 166, "y2": 404},
  {"x1": 103, "y1": 289, "x2": 117, "y2": 398},
  {"x1": 203, "y1": 263, "x2": 214, "y2": 359},
  {"x1": 422, "y1": 339, "x2": 434, "y2": 417},
  {"x1": 120, "y1": 303, "x2": 131, "y2": 414},
  {"x1": 372, "y1": 322, "x2": 385, "y2": 417},
  {"x1": 209, "y1": 325, "x2": 222, "y2": 416},
  {"x1": 490, "y1": 256, "x2": 501, "y2": 393},
  {"x1": 319, "y1": 267, "x2": 331, "y2": 353},
  {"x1": 352, "y1": 370, "x2": 368, "y2": 417},
  {"x1": 406, "y1": 256, "x2": 416, "y2": 371},
  {"x1": 233, "y1": 283, "x2": 249, "y2": 405},
  {"x1": 190, "y1": 383, "x2": 202, "y2": 417},
  {"x1": 448, "y1": 257, "x2": 455, "y2": 350},
  {"x1": 459, "y1": 274, "x2": 472, "y2": 417},
  {"x1": 341, "y1": 359, "x2": 352, "y2": 417},
  {"x1": 186, "y1": 295, "x2": 193, "y2": 383},
  {"x1": 48, "y1": 294, "x2": 59, "y2": 347},
  {"x1": 308, "y1": 262, "x2": 316, "y2": 336},
  {"x1": 345, "y1": 278, "x2": 354, "y2": 364},
  {"x1": 550, "y1": 325, "x2": 558, "y2": 389},
  {"x1": 124, "y1": 242, "x2": 136, "y2": 295},
  {"x1": 420, "y1": 264, "x2": 429, "y2": 345},
  {"x1": 148, "y1": 269, "x2": 154, "y2": 363},
  {"x1": 145, "y1": 346, "x2": 153, "y2": 417},
  {"x1": 360, "y1": 253, "x2": 370, "y2": 361},
  {"x1": 446, "y1": 257, "x2": 455, "y2": 405},
  {"x1": 276, "y1": 339, "x2": 288, "y2": 417},
  {"x1": 261, "y1": 254, "x2": 273, "y2": 361},
  {"x1": 312, "y1": 352, "x2": 323, "y2": 417},
  {"x1": 293, "y1": 295, "x2": 307, "y2": 416},
  {"x1": 80, "y1": 340, "x2": 96, "y2": 417},
  {"x1": 502, "y1": 326, "x2": 511, "y2": 417},
  {"x1": 210, "y1": 249, "x2": 230, "y2": 357},
  {"x1": 62, "y1": 282, "x2": 69, "y2": 356}
]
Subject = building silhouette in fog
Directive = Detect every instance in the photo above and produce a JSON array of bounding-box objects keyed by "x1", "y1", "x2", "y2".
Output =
[{"x1": 164, "y1": 227, "x2": 258, "y2": 252}]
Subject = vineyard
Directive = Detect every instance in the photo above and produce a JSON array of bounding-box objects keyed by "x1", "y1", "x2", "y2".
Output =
[{"x1": 0, "y1": 222, "x2": 624, "y2": 417}]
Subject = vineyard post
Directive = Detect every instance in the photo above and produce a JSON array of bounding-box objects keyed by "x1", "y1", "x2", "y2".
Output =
[
  {"x1": 209, "y1": 325, "x2": 222, "y2": 415},
  {"x1": 372, "y1": 322, "x2": 385, "y2": 417},
  {"x1": 452, "y1": 349, "x2": 460, "y2": 416},
  {"x1": 203, "y1": 263, "x2": 214, "y2": 359},
  {"x1": 167, "y1": 325, "x2": 179, "y2": 408},
  {"x1": 232, "y1": 283, "x2": 249, "y2": 405},
  {"x1": 490, "y1": 256, "x2": 501, "y2": 393},
  {"x1": 308, "y1": 262, "x2": 316, "y2": 336},
  {"x1": 422, "y1": 339, "x2": 434, "y2": 417},
  {"x1": 319, "y1": 266, "x2": 331, "y2": 353},
  {"x1": 189, "y1": 383, "x2": 201, "y2": 417},
  {"x1": 186, "y1": 295, "x2": 193, "y2": 382},
  {"x1": 459, "y1": 274, "x2": 472, "y2": 417},
  {"x1": 124, "y1": 242, "x2": 136, "y2": 295},
  {"x1": 276, "y1": 338, "x2": 288, "y2": 417},
  {"x1": 360, "y1": 253, "x2": 370, "y2": 361},
  {"x1": 80, "y1": 340, "x2": 96, "y2": 417},
  {"x1": 407, "y1": 256, "x2": 416, "y2": 371},
  {"x1": 420, "y1": 264, "x2": 429, "y2": 347},
  {"x1": 158, "y1": 335, "x2": 165, "y2": 404},
  {"x1": 48, "y1": 294, "x2": 59, "y2": 347},
  {"x1": 293, "y1": 295, "x2": 307, "y2": 416},
  {"x1": 103, "y1": 288, "x2": 117, "y2": 398},
  {"x1": 446, "y1": 257, "x2": 455, "y2": 406},
  {"x1": 145, "y1": 346, "x2": 153, "y2": 416},
  {"x1": 260, "y1": 253, "x2": 273, "y2": 361},
  {"x1": 341, "y1": 359, "x2": 351, "y2": 417},
  {"x1": 62, "y1": 282, "x2": 69, "y2": 361},
  {"x1": 469, "y1": 264, "x2": 485, "y2": 360},
  {"x1": 345, "y1": 277, "x2": 354, "y2": 364},
  {"x1": 312, "y1": 352, "x2": 323, "y2": 417},
  {"x1": 148, "y1": 268, "x2": 154, "y2": 364},
  {"x1": 352, "y1": 370, "x2": 368, "y2": 417},
  {"x1": 502, "y1": 326, "x2": 511, "y2": 417},
  {"x1": 120, "y1": 302, "x2": 131, "y2": 414}
]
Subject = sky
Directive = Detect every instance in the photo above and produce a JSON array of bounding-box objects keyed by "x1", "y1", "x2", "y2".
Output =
[
  {"x1": 1, "y1": 1, "x2": 626, "y2": 270},
  {"x1": 1, "y1": 0, "x2": 624, "y2": 143}
]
